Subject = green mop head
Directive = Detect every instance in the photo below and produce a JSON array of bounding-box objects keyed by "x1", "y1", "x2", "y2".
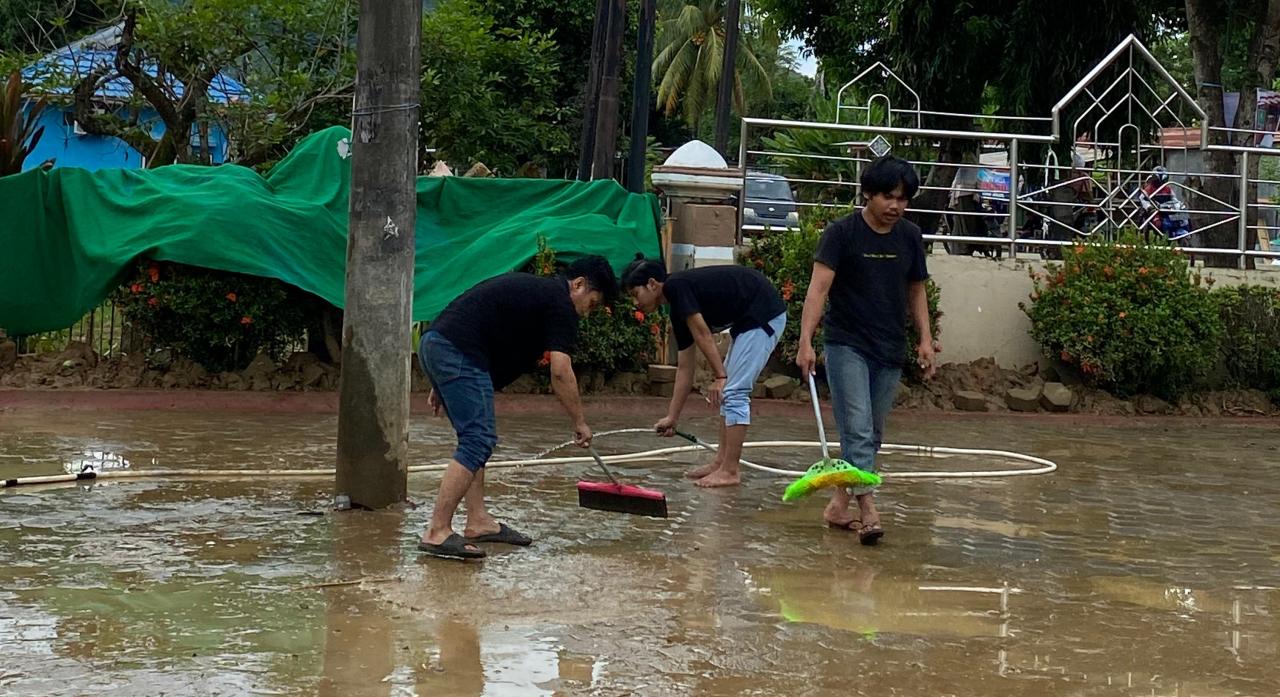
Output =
[{"x1": 782, "y1": 458, "x2": 881, "y2": 502}]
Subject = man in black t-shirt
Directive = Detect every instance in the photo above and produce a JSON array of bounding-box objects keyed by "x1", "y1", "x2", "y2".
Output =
[
  {"x1": 796, "y1": 156, "x2": 940, "y2": 546},
  {"x1": 624, "y1": 258, "x2": 787, "y2": 488},
  {"x1": 416, "y1": 256, "x2": 618, "y2": 560}
]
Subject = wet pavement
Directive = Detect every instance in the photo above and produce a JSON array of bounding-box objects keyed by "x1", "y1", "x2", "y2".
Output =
[{"x1": 2, "y1": 405, "x2": 1280, "y2": 696}]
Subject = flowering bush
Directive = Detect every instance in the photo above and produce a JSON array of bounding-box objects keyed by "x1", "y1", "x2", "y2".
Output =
[
  {"x1": 1021, "y1": 235, "x2": 1223, "y2": 398},
  {"x1": 528, "y1": 238, "x2": 666, "y2": 376},
  {"x1": 740, "y1": 218, "x2": 942, "y2": 380},
  {"x1": 113, "y1": 260, "x2": 316, "y2": 372},
  {"x1": 1214, "y1": 284, "x2": 1280, "y2": 397}
]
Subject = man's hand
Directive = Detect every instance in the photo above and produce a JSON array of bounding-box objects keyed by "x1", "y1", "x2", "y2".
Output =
[
  {"x1": 916, "y1": 339, "x2": 940, "y2": 380},
  {"x1": 427, "y1": 388, "x2": 445, "y2": 417},
  {"x1": 654, "y1": 416, "x2": 677, "y2": 437},
  {"x1": 796, "y1": 341, "x2": 818, "y2": 377},
  {"x1": 706, "y1": 377, "x2": 726, "y2": 409},
  {"x1": 574, "y1": 421, "x2": 593, "y2": 448}
]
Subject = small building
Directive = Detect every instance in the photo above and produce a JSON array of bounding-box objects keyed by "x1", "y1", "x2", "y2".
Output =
[{"x1": 20, "y1": 25, "x2": 248, "y2": 171}]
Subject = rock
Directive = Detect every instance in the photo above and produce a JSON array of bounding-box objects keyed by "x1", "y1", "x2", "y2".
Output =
[
  {"x1": 764, "y1": 375, "x2": 797, "y2": 399},
  {"x1": 606, "y1": 371, "x2": 645, "y2": 395},
  {"x1": 752, "y1": 381, "x2": 767, "y2": 400},
  {"x1": 651, "y1": 381, "x2": 675, "y2": 398},
  {"x1": 1006, "y1": 386, "x2": 1043, "y2": 412},
  {"x1": 145, "y1": 348, "x2": 174, "y2": 371},
  {"x1": 952, "y1": 390, "x2": 989, "y2": 412},
  {"x1": 648, "y1": 364, "x2": 678, "y2": 384},
  {"x1": 283, "y1": 351, "x2": 321, "y2": 373},
  {"x1": 58, "y1": 358, "x2": 87, "y2": 376},
  {"x1": 463, "y1": 162, "x2": 493, "y2": 178},
  {"x1": 242, "y1": 352, "x2": 277, "y2": 391},
  {"x1": 301, "y1": 363, "x2": 327, "y2": 390},
  {"x1": 0, "y1": 338, "x2": 16, "y2": 371},
  {"x1": 1136, "y1": 394, "x2": 1173, "y2": 415},
  {"x1": 1041, "y1": 382, "x2": 1073, "y2": 412},
  {"x1": 502, "y1": 374, "x2": 541, "y2": 394},
  {"x1": 56, "y1": 341, "x2": 98, "y2": 369}
]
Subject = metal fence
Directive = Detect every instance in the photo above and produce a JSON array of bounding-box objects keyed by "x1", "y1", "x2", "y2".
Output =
[
  {"x1": 12, "y1": 299, "x2": 137, "y2": 358},
  {"x1": 737, "y1": 35, "x2": 1280, "y2": 269}
]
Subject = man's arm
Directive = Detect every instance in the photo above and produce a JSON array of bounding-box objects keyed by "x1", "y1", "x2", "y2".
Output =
[
  {"x1": 908, "y1": 281, "x2": 937, "y2": 379},
  {"x1": 655, "y1": 347, "x2": 696, "y2": 435},
  {"x1": 685, "y1": 313, "x2": 728, "y2": 408},
  {"x1": 548, "y1": 351, "x2": 591, "y2": 445},
  {"x1": 796, "y1": 262, "x2": 835, "y2": 375}
]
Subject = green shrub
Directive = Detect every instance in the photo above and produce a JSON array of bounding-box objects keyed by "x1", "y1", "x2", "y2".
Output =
[
  {"x1": 114, "y1": 260, "x2": 317, "y2": 372},
  {"x1": 1213, "y1": 284, "x2": 1280, "y2": 395},
  {"x1": 740, "y1": 214, "x2": 942, "y2": 381},
  {"x1": 1021, "y1": 235, "x2": 1223, "y2": 399},
  {"x1": 528, "y1": 238, "x2": 666, "y2": 376}
]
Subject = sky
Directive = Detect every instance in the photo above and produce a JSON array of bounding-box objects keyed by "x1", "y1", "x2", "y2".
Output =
[{"x1": 786, "y1": 38, "x2": 818, "y2": 78}]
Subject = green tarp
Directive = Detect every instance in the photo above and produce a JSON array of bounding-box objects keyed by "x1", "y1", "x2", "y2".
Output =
[{"x1": 0, "y1": 126, "x2": 660, "y2": 335}]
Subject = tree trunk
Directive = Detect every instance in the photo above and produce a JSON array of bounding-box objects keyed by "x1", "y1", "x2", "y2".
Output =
[{"x1": 591, "y1": 0, "x2": 626, "y2": 180}]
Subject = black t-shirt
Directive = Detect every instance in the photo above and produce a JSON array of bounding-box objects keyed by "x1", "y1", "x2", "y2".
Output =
[
  {"x1": 814, "y1": 213, "x2": 929, "y2": 366},
  {"x1": 664, "y1": 266, "x2": 787, "y2": 351},
  {"x1": 431, "y1": 273, "x2": 579, "y2": 389}
]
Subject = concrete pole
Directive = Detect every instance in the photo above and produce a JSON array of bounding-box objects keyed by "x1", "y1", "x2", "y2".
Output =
[
  {"x1": 713, "y1": 0, "x2": 742, "y2": 156},
  {"x1": 335, "y1": 0, "x2": 420, "y2": 509},
  {"x1": 591, "y1": 0, "x2": 627, "y2": 179}
]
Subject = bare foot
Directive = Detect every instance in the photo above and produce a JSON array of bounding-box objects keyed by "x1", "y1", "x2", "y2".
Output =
[
  {"x1": 686, "y1": 461, "x2": 721, "y2": 479},
  {"x1": 695, "y1": 470, "x2": 741, "y2": 488}
]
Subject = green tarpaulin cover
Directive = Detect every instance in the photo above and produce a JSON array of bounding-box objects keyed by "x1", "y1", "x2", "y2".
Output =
[{"x1": 0, "y1": 126, "x2": 660, "y2": 335}]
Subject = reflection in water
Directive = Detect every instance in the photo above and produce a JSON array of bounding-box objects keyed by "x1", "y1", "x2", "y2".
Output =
[{"x1": 1, "y1": 409, "x2": 1279, "y2": 695}]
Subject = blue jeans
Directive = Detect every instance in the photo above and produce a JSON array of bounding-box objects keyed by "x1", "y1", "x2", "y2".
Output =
[
  {"x1": 722, "y1": 312, "x2": 787, "y2": 426},
  {"x1": 419, "y1": 331, "x2": 497, "y2": 472},
  {"x1": 824, "y1": 343, "x2": 901, "y2": 496}
]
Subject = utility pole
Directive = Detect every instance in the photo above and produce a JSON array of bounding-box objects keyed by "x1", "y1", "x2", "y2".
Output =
[
  {"x1": 577, "y1": 0, "x2": 610, "y2": 181},
  {"x1": 591, "y1": 0, "x2": 627, "y2": 179},
  {"x1": 626, "y1": 0, "x2": 657, "y2": 193},
  {"x1": 713, "y1": 0, "x2": 742, "y2": 157},
  {"x1": 335, "y1": 0, "x2": 421, "y2": 510}
]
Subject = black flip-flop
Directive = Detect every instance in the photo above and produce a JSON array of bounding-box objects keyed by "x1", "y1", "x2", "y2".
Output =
[
  {"x1": 465, "y1": 522, "x2": 532, "y2": 547},
  {"x1": 859, "y1": 521, "x2": 884, "y2": 546},
  {"x1": 418, "y1": 533, "x2": 486, "y2": 560}
]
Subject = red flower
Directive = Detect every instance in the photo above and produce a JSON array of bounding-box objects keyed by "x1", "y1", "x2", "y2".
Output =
[
  {"x1": 148, "y1": 265, "x2": 160, "y2": 283},
  {"x1": 781, "y1": 279, "x2": 795, "y2": 302},
  {"x1": 1118, "y1": 311, "x2": 1127, "y2": 319},
  {"x1": 1060, "y1": 349, "x2": 1072, "y2": 363},
  {"x1": 1138, "y1": 267, "x2": 1149, "y2": 276},
  {"x1": 650, "y1": 323, "x2": 661, "y2": 336},
  {"x1": 634, "y1": 310, "x2": 645, "y2": 322},
  {"x1": 240, "y1": 316, "x2": 253, "y2": 325},
  {"x1": 147, "y1": 297, "x2": 158, "y2": 307},
  {"x1": 537, "y1": 351, "x2": 550, "y2": 367},
  {"x1": 225, "y1": 292, "x2": 237, "y2": 302},
  {"x1": 130, "y1": 283, "x2": 143, "y2": 294}
]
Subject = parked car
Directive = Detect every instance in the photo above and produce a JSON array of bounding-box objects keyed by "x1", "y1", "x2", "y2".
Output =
[{"x1": 742, "y1": 172, "x2": 800, "y2": 232}]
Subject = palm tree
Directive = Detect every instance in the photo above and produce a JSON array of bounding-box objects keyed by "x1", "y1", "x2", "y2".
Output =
[{"x1": 652, "y1": 0, "x2": 772, "y2": 129}]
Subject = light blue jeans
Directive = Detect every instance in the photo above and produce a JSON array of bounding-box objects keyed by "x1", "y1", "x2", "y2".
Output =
[
  {"x1": 722, "y1": 312, "x2": 787, "y2": 426},
  {"x1": 825, "y1": 343, "x2": 902, "y2": 496}
]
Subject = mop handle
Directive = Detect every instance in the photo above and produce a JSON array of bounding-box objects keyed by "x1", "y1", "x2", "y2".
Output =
[
  {"x1": 587, "y1": 446, "x2": 621, "y2": 486},
  {"x1": 807, "y1": 372, "x2": 830, "y2": 461}
]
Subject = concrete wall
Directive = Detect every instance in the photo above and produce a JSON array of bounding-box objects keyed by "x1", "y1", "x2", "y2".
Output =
[
  {"x1": 928, "y1": 252, "x2": 1280, "y2": 368},
  {"x1": 22, "y1": 105, "x2": 232, "y2": 171}
]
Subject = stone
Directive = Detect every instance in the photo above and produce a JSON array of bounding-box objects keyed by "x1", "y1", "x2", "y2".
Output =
[
  {"x1": 651, "y1": 381, "x2": 675, "y2": 398},
  {"x1": 301, "y1": 363, "x2": 327, "y2": 390},
  {"x1": 463, "y1": 162, "x2": 493, "y2": 178},
  {"x1": 56, "y1": 340, "x2": 98, "y2": 369},
  {"x1": 1041, "y1": 382, "x2": 1074, "y2": 412},
  {"x1": 952, "y1": 390, "x2": 989, "y2": 412},
  {"x1": 1136, "y1": 394, "x2": 1173, "y2": 415},
  {"x1": 145, "y1": 348, "x2": 174, "y2": 371},
  {"x1": 752, "y1": 381, "x2": 767, "y2": 399},
  {"x1": 606, "y1": 371, "x2": 645, "y2": 395},
  {"x1": 648, "y1": 364, "x2": 678, "y2": 384},
  {"x1": 243, "y1": 352, "x2": 277, "y2": 391},
  {"x1": 284, "y1": 351, "x2": 321, "y2": 373},
  {"x1": 0, "y1": 338, "x2": 16, "y2": 371},
  {"x1": 764, "y1": 375, "x2": 797, "y2": 399},
  {"x1": 1006, "y1": 386, "x2": 1043, "y2": 412}
]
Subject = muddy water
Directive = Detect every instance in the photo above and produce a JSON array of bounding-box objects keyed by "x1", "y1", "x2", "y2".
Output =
[{"x1": 2, "y1": 407, "x2": 1279, "y2": 696}]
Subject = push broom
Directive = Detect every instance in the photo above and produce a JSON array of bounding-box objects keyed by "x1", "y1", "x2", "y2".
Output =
[
  {"x1": 782, "y1": 373, "x2": 881, "y2": 502},
  {"x1": 577, "y1": 446, "x2": 669, "y2": 518}
]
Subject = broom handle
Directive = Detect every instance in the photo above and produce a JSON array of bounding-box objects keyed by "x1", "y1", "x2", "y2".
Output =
[
  {"x1": 808, "y1": 372, "x2": 830, "y2": 461},
  {"x1": 587, "y1": 446, "x2": 621, "y2": 486}
]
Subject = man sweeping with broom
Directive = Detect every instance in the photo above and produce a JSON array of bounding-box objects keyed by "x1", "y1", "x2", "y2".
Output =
[
  {"x1": 622, "y1": 256, "x2": 787, "y2": 488},
  {"x1": 416, "y1": 256, "x2": 619, "y2": 560}
]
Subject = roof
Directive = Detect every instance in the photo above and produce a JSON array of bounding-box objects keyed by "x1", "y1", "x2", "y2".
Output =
[{"x1": 22, "y1": 24, "x2": 249, "y2": 105}]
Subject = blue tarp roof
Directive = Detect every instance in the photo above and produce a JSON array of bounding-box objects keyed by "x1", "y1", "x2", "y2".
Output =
[{"x1": 22, "y1": 25, "x2": 249, "y2": 105}]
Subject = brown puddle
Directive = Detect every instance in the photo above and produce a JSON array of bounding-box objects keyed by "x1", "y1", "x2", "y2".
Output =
[{"x1": 1, "y1": 406, "x2": 1279, "y2": 695}]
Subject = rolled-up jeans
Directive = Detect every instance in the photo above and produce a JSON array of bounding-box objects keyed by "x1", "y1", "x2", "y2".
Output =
[
  {"x1": 824, "y1": 342, "x2": 901, "y2": 496},
  {"x1": 418, "y1": 331, "x2": 497, "y2": 472},
  {"x1": 721, "y1": 312, "x2": 786, "y2": 426}
]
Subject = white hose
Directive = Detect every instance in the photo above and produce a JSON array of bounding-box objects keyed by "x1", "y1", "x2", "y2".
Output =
[{"x1": 2, "y1": 428, "x2": 1055, "y2": 489}]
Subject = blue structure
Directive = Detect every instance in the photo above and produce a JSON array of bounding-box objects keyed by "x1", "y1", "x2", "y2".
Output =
[{"x1": 20, "y1": 25, "x2": 249, "y2": 171}]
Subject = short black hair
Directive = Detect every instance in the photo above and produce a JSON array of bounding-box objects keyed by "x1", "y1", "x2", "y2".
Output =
[
  {"x1": 564, "y1": 254, "x2": 619, "y2": 303},
  {"x1": 860, "y1": 156, "x2": 920, "y2": 200},
  {"x1": 620, "y1": 254, "x2": 667, "y2": 289}
]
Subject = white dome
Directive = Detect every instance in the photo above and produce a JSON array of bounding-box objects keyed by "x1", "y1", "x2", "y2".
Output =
[{"x1": 662, "y1": 140, "x2": 729, "y2": 169}]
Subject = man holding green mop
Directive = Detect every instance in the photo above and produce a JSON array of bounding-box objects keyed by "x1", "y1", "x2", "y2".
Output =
[
  {"x1": 796, "y1": 156, "x2": 939, "y2": 545},
  {"x1": 623, "y1": 256, "x2": 787, "y2": 488},
  {"x1": 417, "y1": 256, "x2": 618, "y2": 560}
]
